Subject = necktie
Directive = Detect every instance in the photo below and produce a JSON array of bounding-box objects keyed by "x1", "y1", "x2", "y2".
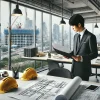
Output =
[{"x1": 77, "y1": 34, "x2": 81, "y2": 51}]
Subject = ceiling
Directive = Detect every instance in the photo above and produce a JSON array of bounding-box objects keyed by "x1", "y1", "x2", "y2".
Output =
[
  {"x1": 48, "y1": 0, "x2": 100, "y2": 23},
  {"x1": 6, "y1": 0, "x2": 100, "y2": 23}
]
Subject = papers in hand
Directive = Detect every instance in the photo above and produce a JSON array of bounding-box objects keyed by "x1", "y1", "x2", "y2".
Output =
[{"x1": 53, "y1": 44, "x2": 72, "y2": 58}]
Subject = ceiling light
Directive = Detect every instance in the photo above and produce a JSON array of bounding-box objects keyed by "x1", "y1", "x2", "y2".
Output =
[
  {"x1": 60, "y1": 0, "x2": 66, "y2": 25},
  {"x1": 60, "y1": 18, "x2": 66, "y2": 25},
  {"x1": 12, "y1": 0, "x2": 22, "y2": 16},
  {"x1": 94, "y1": 23, "x2": 99, "y2": 28},
  {"x1": 94, "y1": 16, "x2": 99, "y2": 28}
]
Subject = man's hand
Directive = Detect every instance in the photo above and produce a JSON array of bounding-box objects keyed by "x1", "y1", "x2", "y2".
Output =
[
  {"x1": 72, "y1": 55, "x2": 81, "y2": 61},
  {"x1": 64, "y1": 56, "x2": 69, "y2": 59}
]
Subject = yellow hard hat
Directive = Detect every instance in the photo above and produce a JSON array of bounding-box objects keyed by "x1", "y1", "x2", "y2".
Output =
[
  {"x1": 21, "y1": 67, "x2": 37, "y2": 81},
  {"x1": 0, "y1": 77, "x2": 18, "y2": 94}
]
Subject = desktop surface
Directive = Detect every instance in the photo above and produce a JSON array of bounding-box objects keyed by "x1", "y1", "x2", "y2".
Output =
[{"x1": 0, "y1": 70, "x2": 100, "y2": 100}]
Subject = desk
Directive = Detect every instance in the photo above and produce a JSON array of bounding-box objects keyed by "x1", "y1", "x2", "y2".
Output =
[
  {"x1": 90, "y1": 57, "x2": 100, "y2": 82},
  {"x1": 0, "y1": 70, "x2": 100, "y2": 100},
  {"x1": 22, "y1": 54, "x2": 100, "y2": 82},
  {"x1": 22, "y1": 54, "x2": 100, "y2": 65},
  {"x1": 22, "y1": 54, "x2": 72, "y2": 63},
  {"x1": 22, "y1": 54, "x2": 72, "y2": 71}
]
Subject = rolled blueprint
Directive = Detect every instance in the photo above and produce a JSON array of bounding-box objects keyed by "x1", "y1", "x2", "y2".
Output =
[{"x1": 55, "y1": 76, "x2": 82, "y2": 100}]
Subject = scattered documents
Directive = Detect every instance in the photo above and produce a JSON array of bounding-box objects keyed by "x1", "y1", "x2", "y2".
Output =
[{"x1": 95, "y1": 58, "x2": 100, "y2": 63}]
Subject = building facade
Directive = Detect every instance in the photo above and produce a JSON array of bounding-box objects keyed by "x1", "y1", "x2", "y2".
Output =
[{"x1": 4, "y1": 29, "x2": 39, "y2": 48}]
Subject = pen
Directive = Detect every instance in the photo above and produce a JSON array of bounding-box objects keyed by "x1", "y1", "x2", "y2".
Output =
[{"x1": 9, "y1": 96, "x2": 21, "y2": 100}]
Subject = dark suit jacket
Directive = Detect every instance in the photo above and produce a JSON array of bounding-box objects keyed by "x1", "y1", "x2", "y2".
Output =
[{"x1": 70, "y1": 29, "x2": 98, "y2": 78}]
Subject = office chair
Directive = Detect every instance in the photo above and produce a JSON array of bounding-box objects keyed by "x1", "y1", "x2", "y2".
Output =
[
  {"x1": 47, "y1": 68, "x2": 72, "y2": 78},
  {"x1": 47, "y1": 60, "x2": 63, "y2": 71}
]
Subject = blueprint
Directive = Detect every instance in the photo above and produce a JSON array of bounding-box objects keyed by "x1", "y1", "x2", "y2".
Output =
[
  {"x1": 71, "y1": 85, "x2": 100, "y2": 100},
  {"x1": 9, "y1": 76, "x2": 100, "y2": 100},
  {"x1": 14, "y1": 78, "x2": 67, "y2": 100}
]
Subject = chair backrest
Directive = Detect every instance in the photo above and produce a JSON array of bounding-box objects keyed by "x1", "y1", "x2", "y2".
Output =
[
  {"x1": 47, "y1": 68, "x2": 72, "y2": 78},
  {"x1": 48, "y1": 60, "x2": 60, "y2": 71}
]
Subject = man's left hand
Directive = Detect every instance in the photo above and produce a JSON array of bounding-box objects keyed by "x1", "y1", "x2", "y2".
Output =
[{"x1": 72, "y1": 55, "x2": 81, "y2": 62}]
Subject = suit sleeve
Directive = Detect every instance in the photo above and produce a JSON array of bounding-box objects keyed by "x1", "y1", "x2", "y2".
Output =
[
  {"x1": 69, "y1": 34, "x2": 76, "y2": 56},
  {"x1": 83, "y1": 34, "x2": 98, "y2": 61}
]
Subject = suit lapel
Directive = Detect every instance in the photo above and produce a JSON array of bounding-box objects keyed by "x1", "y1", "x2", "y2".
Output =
[{"x1": 76, "y1": 30, "x2": 88, "y2": 54}]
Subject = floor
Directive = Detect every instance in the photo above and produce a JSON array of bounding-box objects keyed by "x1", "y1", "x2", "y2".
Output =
[{"x1": 39, "y1": 63, "x2": 100, "y2": 83}]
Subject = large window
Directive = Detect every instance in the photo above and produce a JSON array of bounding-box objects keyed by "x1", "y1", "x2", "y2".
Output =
[{"x1": 1, "y1": 1, "x2": 72, "y2": 72}]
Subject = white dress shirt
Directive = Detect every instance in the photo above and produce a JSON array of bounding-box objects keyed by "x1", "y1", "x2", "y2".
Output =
[{"x1": 78, "y1": 28, "x2": 86, "y2": 40}]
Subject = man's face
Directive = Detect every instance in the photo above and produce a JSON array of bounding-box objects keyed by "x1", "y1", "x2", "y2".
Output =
[{"x1": 71, "y1": 25, "x2": 80, "y2": 32}]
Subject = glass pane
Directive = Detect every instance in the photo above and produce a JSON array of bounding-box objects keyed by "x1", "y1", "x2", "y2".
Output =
[
  {"x1": 36, "y1": 11, "x2": 42, "y2": 51},
  {"x1": 52, "y1": 15, "x2": 62, "y2": 45},
  {"x1": 93, "y1": 23, "x2": 100, "y2": 46},
  {"x1": 63, "y1": 19, "x2": 70, "y2": 51},
  {"x1": 70, "y1": 27, "x2": 75, "y2": 50},
  {"x1": 11, "y1": 4, "x2": 25, "y2": 29},
  {"x1": 10, "y1": 5, "x2": 35, "y2": 72},
  {"x1": 43, "y1": 13, "x2": 50, "y2": 52},
  {"x1": 1, "y1": 1, "x2": 9, "y2": 69},
  {"x1": 85, "y1": 23, "x2": 93, "y2": 33},
  {"x1": 0, "y1": 0, "x2": 1, "y2": 62}
]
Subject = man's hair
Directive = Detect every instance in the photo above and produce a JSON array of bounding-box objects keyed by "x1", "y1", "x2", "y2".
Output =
[{"x1": 69, "y1": 14, "x2": 84, "y2": 27}]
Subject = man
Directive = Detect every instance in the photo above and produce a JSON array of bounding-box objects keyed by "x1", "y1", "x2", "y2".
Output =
[{"x1": 68, "y1": 14, "x2": 98, "y2": 81}]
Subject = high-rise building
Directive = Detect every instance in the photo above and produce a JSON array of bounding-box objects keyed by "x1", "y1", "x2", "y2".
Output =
[{"x1": 4, "y1": 29, "x2": 39, "y2": 48}]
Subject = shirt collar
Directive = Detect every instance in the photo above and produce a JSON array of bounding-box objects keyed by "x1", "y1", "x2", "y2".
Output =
[{"x1": 78, "y1": 28, "x2": 86, "y2": 38}]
